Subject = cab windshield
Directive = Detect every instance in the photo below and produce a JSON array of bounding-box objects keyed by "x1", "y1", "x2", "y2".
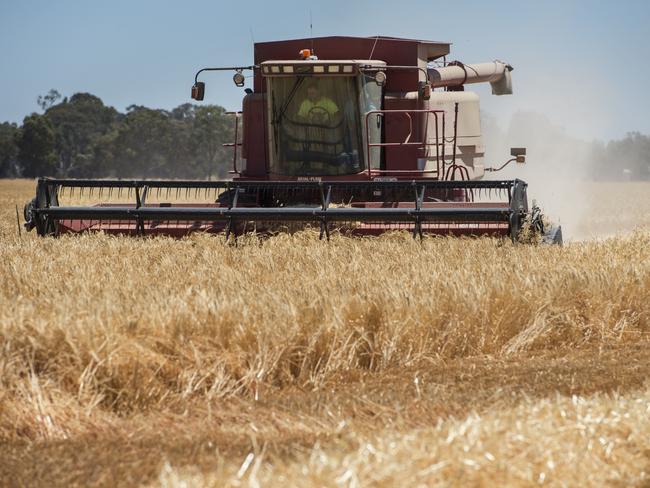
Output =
[{"x1": 269, "y1": 75, "x2": 367, "y2": 176}]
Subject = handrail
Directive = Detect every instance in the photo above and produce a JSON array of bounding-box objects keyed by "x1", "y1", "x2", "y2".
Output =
[
  {"x1": 363, "y1": 109, "x2": 447, "y2": 180},
  {"x1": 223, "y1": 111, "x2": 243, "y2": 174}
]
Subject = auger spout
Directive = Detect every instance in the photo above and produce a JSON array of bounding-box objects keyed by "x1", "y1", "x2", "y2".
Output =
[{"x1": 428, "y1": 61, "x2": 513, "y2": 95}]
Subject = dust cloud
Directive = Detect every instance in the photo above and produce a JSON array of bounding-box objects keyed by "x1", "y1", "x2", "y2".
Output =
[{"x1": 481, "y1": 111, "x2": 644, "y2": 241}]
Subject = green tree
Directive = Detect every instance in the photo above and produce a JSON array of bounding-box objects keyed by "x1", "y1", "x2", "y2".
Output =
[
  {"x1": 607, "y1": 132, "x2": 650, "y2": 180},
  {"x1": 15, "y1": 114, "x2": 57, "y2": 177},
  {"x1": 191, "y1": 105, "x2": 234, "y2": 178},
  {"x1": 45, "y1": 93, "x2": 120, "y2": 176},
  {"x1": 6, "y1": 91, "x2": 236, "y2": 179},
  {"x1": 37, "y1": 89, "x2": 62, "y2": 111},
  {"x1": 0, "y1": 122, "x2": 19, "y2": 177},
  {"x1": 109, "y1": 106, "x2": 176, "y2": 177}
]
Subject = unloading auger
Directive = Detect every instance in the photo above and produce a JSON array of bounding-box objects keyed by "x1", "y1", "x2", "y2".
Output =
[{"x1": 24, "y1": 35, "x2": 562, "y2": 244}]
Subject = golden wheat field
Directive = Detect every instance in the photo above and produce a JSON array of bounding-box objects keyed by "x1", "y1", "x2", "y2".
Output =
[{"x1": 1, "y1": 179, "x2": 650, "y2": 487}]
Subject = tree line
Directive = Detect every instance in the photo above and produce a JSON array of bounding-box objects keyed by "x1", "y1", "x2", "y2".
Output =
[
  {"x1": 591, "y1": 132, "x2": 650, "y2": 180},
  {"x1": 1, "y1": 90, "x2": 649, "y2": 180},
  {"x1": 0, "y1": 90, "x2": 235, "y2": 179}
]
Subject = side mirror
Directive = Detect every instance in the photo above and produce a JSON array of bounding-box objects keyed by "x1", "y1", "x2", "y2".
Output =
[
  {"x1": 510, "y1": 147, "x2": 526, "y2": 163},
  {"x1": 191, "y1": 82, "x2": 205, "y2": 101}
]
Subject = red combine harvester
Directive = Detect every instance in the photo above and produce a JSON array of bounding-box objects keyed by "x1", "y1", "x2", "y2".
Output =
[{"x1": 24, "y1": 35, "x2": 562, "y2": 243}]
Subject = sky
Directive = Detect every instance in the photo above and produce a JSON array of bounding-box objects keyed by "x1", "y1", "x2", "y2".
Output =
[{"x1": 1, "y1": 0, "x2": 649, "y2": 141}]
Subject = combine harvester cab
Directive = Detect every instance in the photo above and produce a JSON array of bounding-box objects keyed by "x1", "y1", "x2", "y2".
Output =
[{"x1": 24, "y1": 35, "x2": 562, "y2": 244}]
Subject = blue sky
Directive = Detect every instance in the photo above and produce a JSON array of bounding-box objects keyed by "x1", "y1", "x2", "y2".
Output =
[{"x1": 1, "y1": 0, "x2": 649, "y2": 140}]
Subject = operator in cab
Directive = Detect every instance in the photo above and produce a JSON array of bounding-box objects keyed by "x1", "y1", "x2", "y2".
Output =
[
  {"x1": 288, "y1": 80, "x2": 358, "y2": 176},
  {"x1": 297, "y1": 82, "x2": 339, "y2": 124}
]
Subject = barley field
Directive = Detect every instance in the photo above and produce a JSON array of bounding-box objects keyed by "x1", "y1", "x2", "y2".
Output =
[{"x1": 1, "y1": 179, "x2": 650, "y2": 487}]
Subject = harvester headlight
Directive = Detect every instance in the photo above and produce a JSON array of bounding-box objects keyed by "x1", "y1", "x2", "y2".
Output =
[
  {"x1": 374, "y1": 71, "x2": 387, "y2": 86},
  {"x1": 342, "y1": 65, "x2": 353, "y2": 73},
  {"x1": 313, "y1": 65, "x2": 325, "y2": 73},
  {"x1": 233, "y1": 70, "x2": 245, "y2": 87},
  {"x1": 328, "y1": 65, "x2": 340, "y2": 73}
]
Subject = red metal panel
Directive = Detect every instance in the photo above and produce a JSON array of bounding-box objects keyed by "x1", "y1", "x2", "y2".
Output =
[
  {"x1": 253, "y1": 36, "x2": 428, "y2": 93},
  {"x1": 241, "y1": 93, "x2": 267, "y2": 177},
  {"x1": 382, "y1": 96, "x2": 422, "y2": 172}
]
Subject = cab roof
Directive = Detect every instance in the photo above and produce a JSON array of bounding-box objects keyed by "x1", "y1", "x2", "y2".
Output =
[{"x1": 254, "y1": 36, "x2": 451, "y2": 64}]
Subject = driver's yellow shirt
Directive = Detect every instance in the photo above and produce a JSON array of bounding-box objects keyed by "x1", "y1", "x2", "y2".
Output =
[{"x1": 297, "y1": 97, "x2": 339, "y2": 118}]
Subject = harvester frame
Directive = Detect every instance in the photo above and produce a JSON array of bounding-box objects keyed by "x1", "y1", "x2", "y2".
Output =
[{"x1": 23, "y1": 35, "x2": 562, "y2": 244}]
